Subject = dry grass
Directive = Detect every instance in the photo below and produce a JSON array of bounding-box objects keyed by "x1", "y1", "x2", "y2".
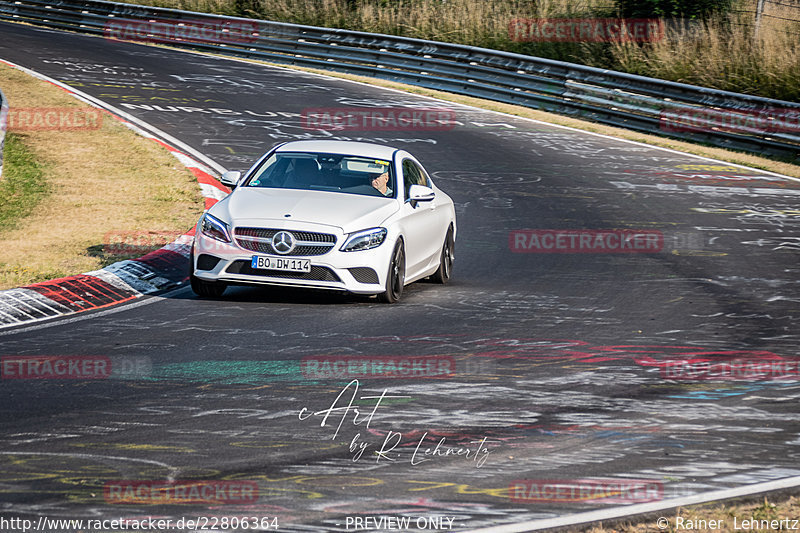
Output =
[
  {"x1": 606, "y1": 0, "x2": 800, "y2": 100},
  {"x1": 0, "y1": 63, "x2": 203, "y2": 289},
  {"x1": 126, "y1": 0, "x2": 799, "y2": 101},
  {"x1": 587, "y1": 495, "x2": 800, "y2": 532}
]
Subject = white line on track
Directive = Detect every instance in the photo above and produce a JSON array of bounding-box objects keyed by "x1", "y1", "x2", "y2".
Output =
[{"x1": 461, "y1": 475, "x2": 800, "y2": 532}]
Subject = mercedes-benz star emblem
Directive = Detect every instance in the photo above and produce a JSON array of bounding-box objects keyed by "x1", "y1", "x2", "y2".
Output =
[{"x1": 271, "y1": 231, "x2": 295, "y2": 255}]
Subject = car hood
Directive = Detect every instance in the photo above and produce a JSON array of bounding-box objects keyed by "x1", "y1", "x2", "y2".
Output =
[{"x1": 213, "y1": 187, "x2": 399, "y2": 234}]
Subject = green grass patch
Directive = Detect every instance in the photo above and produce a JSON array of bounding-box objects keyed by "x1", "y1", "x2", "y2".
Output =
[{"x1": 0, "y1": 133, "x2": 50, "y2": 234}]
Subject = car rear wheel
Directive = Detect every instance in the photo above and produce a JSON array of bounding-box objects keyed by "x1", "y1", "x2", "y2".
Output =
[
  {"x1": 378, "y1": 240, "x2": 405, "y2": 303},
  {"x1": 431, "y1": 226, "x2": 454, "y2": 284}
]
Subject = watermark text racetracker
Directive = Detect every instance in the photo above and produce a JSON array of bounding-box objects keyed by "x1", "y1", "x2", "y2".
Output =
[
  {"x1": 104, "y1": 480, "x2": 258, "y2": 505},
  {"x1": 104, "y1": 18, "x2": 258, "y2": 44},
  {"x1": 509, "y1": 229, "x2": 664, "y2": 253},
  {"x1": 510, "y1": 478, "x2": 662, "y2": 503},
  {"x1": 661, "y1": 107, "x2": 800, "y2": 136},
  {"x1": 5, "y1": 107, "x2": 102, "y2": 131},
  {"x1": 657, "y1": 359, "x2": 800, "y2": 381},
  {"x1": 104, "y1": 230, "x2": 184, "y2": 256},
  {"x1": 301, "y1": 107, "x2": 458, "y2": 132},
  {"x1": 509, "y1": 17, "x2": 664, "y2": 42},
  {"x1": 302, "y1": 355, "x2": 455, "y2": 379},
  {"x1": 1, "y1": 355, "x2": 151, "y2": 380}
]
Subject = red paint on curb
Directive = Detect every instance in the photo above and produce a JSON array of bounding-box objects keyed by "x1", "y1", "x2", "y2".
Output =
[{"x1": 26, "y1": 275, "x2": 138, "y2": 312}]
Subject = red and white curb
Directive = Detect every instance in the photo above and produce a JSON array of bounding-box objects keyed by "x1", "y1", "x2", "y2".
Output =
[{"x1": 0, "y1": 58, "x2": 230, "y2": 328}]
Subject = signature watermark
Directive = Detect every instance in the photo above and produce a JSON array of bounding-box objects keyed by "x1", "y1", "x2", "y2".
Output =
[{"x1": 298, "y1": 380, "x2": 492, "y2": 467}]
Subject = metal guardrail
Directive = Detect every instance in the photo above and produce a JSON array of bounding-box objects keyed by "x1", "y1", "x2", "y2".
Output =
[
  {"x1": 0, "y1": 88, "x2": 7, "y2": 178},
  {"x1": 1, "y1": 0, "x2": 798, "y2": 161}
]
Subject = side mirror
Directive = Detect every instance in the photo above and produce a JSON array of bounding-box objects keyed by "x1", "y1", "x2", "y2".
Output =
[
  {"x1": 219, "y1": 170, "x2": 242, "y2": 189},
  {"x1": 408, "y1": 184, "x2": 435, "y2": 207}
]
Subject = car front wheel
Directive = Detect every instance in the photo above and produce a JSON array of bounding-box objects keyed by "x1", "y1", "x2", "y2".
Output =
[
  {"x1": 378, "y1": 240, "x2": 405, "y2": 303},
  {"x1": 190, "y1": 273, "x2": 227, "y2": 298}
]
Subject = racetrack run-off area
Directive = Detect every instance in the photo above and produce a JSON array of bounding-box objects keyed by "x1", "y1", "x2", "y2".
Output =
[{"x1": 0, "y1": 20, "x2": 799, "y2": 532}]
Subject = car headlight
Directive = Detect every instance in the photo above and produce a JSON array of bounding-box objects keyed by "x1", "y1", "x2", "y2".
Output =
[
  {"x1": 200, "y1": 213, "x2": 232, "y2": 243},
  {"x1": 341, "y1": 227, "x2": 387, "y2": 252}
]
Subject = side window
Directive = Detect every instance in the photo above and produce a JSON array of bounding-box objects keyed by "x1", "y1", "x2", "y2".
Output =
[{"x1": 402, "y1": 159, "x2": 428, "y2": 199}]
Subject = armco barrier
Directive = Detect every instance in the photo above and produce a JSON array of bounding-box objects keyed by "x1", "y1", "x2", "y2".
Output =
[
  {"x1": 0, "y1": 0, "x2": 798, "y2": 160},
  {"x1": 0, "y1": 88, "x2": 7, "y2": 177}
]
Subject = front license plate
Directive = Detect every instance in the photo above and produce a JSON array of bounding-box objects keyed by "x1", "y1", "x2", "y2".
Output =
[{"x1": 251, "y1": 255, "x2": 311, "y2": 273}]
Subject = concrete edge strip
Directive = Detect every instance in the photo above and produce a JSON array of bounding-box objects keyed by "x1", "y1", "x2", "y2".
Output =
[
  {"x1": 0, "y1": 58, "x2": 230, "y2": 329},
  {"x1": 461, "y1": 475, "x2": 800, "y2": 533}
]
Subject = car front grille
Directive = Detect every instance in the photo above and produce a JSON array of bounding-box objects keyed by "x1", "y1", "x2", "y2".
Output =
[
  {"x1": 234, "y1": 227, "x2": 336, "y2": 256},
  {"x1": 226, "y1": 260, "x2": 341, "y2": 282}
]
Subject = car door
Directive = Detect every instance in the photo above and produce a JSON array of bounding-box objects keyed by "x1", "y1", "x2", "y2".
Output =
[{"x1": 398, "y1": 158, "x2": 445, "y2": 278}]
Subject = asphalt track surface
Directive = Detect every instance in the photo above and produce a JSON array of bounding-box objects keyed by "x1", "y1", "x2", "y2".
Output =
[{"x1": 1, "y1": 20, "x2": 800, "y2": 532}]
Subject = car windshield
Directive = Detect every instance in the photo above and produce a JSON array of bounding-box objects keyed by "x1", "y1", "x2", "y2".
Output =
[{"x1": 244, "y1": 152, "x2": 396, "y2": 198}]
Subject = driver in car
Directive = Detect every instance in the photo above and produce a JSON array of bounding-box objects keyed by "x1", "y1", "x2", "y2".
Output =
[{"x1": 371, "y1": 172, "x2": 393, "y2": 197}]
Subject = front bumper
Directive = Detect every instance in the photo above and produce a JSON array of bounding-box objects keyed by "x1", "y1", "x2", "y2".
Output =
[{"x1": 192, "y1": 224, "x2": 392, "y2": 294}]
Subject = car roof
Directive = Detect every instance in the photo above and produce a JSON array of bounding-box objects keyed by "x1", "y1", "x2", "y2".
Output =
[{"x1": 274, "y1": 140, "x2": 399, "y2": 160}]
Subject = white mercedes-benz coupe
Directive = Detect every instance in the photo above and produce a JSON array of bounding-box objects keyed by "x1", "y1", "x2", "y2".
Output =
[{"x1": 190, "y1": 140, "x2": 456, "y2": 303}]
